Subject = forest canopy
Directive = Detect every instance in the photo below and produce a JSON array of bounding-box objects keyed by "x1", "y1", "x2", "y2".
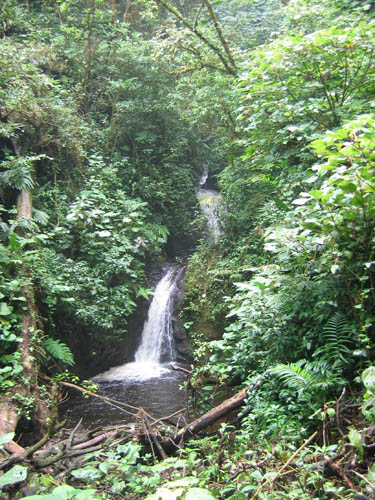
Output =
[{"x1": 2, "y1": 0, "x2": 375, "y2": 499}]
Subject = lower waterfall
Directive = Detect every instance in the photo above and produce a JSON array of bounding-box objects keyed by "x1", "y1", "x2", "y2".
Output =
[
  {"x1": 93, "y1": 265, "x2": 185, "y2": 381},
  {"x1": 135, "y1": 267, "x2": 183, "y2": 364},
  {"x1": 61, "y1": 265, "x2": 188, "y2": 427}
]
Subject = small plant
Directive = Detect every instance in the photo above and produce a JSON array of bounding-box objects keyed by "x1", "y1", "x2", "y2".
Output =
[{"x1": 362, "y1": 366, "x2": 375, "y2": 421}]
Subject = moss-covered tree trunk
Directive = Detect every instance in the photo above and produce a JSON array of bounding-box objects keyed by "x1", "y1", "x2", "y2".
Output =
[{"x1": 0, "y1": 151, "x2": 49, "y2": 440}]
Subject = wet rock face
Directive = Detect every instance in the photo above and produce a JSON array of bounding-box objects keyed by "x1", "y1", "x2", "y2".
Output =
[{"x1": 173, "y1": 317, "x2": 193, "y2": 365}]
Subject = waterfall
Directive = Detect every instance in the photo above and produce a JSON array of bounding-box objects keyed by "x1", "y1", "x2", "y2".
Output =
[
  {"x1": 94, "y1": 266, "x2": 184, "y2": 381},
  {"x1": 197, "y1": 168, "x2": 222, "y2": 243},
  {"x1": 135, "y1": 267, "x2": 181, "y2": 364}
]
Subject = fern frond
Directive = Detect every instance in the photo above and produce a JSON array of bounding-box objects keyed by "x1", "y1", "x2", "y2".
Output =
[
  {"x1": 33, "y1": 209, "x2": 49, "y2": 225},
  {"x1": 270, "y1": 360, "x2": 318, "y2": 391},
  {"x1": 314, "y1": 313, "x2": 353, "y2": 366},
  {"x1": 42, "y1": 337, "x2": 74, "y2": 366},
  {"x1": 271, "y1": 359, "x2": 342, "y2": 396}
]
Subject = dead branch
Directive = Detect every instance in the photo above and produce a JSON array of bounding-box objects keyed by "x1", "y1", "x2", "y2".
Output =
[
  {"x1": 143, "y1": 414, "x2": 167, "y2": 460},
  {"x1": 0, "y1": 421, "x2": 65, "y2": 470},
  {"x1": 171, "y1": 364, "x2": 192, "y2": 374}
]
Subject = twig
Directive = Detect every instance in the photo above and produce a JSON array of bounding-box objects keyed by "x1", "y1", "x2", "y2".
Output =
[
  {"x1": 325, "y1": 457, "x2": 356, "y2": 490},
  {"x1": 67, "y1": 419, "x2": 82, "y2": 449},
  {"x1": 277, "y1": 431, "x2": 318, "y2": 477},
  {"x1": 143, "y1": 415, "x2": 167, "y2": 460},
  {"x1": 37, "y1": 445, "x2": 103, "y2": 468},
  {"x1": 351, "y1": 470, "x2": 375, "y2": 492},
  {"x1": 141, "y1": 413, "x2": 156, "y2": 460},
  {"x1": 250, "y1": 431, "x2": 318, "y2": 500},
  {"x1": 336, "y1": 387, "x2": 346, "y2": 439},
  {"x1": 150, "y1": 407, "x2": 187, "y2": 427},
  {"x1": 171, "y1": 364, "x2": 192, "y2": 374}
]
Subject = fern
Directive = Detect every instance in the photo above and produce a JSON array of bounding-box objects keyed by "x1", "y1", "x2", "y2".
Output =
[
  {"x1": 313, "y1": 313, "x2": 353, "y2": 367},
  {"x1": 270, "y1": 359, "x2": 343, "y2": 400},
  {"x1": 42, "y1": 337, "x2": 74, "y2": 366},
  {"x1": 32, "y1": 209, "x2": 49, "y2": 226}
]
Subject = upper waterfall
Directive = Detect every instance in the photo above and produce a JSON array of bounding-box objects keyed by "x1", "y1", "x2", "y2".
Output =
[{"x1": 197, "y1": 168, "x2": 222, "y2": 243}]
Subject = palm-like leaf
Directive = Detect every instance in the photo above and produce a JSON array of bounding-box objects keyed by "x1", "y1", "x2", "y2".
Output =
[
  {"x1": 42, "y1": 337, "x2": 74, "y2": 366},
  {"x1": 313, "y1": 312, "x2": 353, "y2": 366},
  {"x1": 271, "y1": 359, "x2": 342, "y2": 399}
]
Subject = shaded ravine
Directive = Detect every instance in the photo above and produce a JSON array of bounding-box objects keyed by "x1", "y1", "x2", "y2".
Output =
[
  {"x1": 61, "y1": 168, "x2": 222, "y2": 428},
  {"x1": 60, "y1": 265, "x2": 188, "y2": 428}
]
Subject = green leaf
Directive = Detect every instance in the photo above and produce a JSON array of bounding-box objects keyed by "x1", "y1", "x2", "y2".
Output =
[
  {"x1": 362, "y1": 366, "x2": 375, "y2": 394},
  {"x1": 0, "y1": 465, "x2": 28, "y2": 489},
  {"x1": 43, "y1": 337, "x2": 74, "y2": 366},
  {"x1": 70, "y1": 466, "x2": 103, "y2": 481},
  {"x1": 0, "y1": 432, "x2": 15, "y2": 449},
  {"x1": 145, "y1": 488, "x2": 180, "y2": 500},
  {"x1": 348, "y1": 428, "x2": 363, "y2": 455},
  {"x1": 184, "y1": 488, "x2": 216, "y2": 500},
  {"x1": 0, "y1": 302, "x2": 13, "y2": 316},
  {"x1": 151, "y1": 458, "x2": 188, "y2": 472},
  {"x1": 45, "y1": 485, "x2": 77, "y2": 500},
  {"x1": 8, "y1": 232, "x2": 20, "y2": 251},
  {"x1": 337, "y1": 181, "x2": 357, "y2": 193},
  {"x1": 309, "y1": 189, "x2": 323, "y2": 199},
  {"x1": 116, "y1": 441, "x2": 140, "y2": 463}
]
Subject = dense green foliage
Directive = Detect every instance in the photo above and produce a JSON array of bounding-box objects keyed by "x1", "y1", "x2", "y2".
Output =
[{"x1": 2, "y1": 0, "x2": 375, "y2": 498}]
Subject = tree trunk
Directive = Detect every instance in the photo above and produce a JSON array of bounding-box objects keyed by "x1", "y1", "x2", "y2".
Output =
[{"x1": 0, "y1": 144, "x2": 49, "y2": 440}]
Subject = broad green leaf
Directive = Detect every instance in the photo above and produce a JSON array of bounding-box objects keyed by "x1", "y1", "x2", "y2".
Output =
[
  {"x1": 71, "y1": 489, "x2": 99, "y2": 500},
  {"x1": 8, "y1": 232, "x2": 20, "y2": 251},
  {"x1": 0, "y1": 432, "x2": 15, "y2": 449},
  {"x1": 117, "y1": 441, "x2": 140, "y2": 463},
  {"x1": 362, "y1": 367, "x2": 375, "y2": 393},
  {"x1": 348, "y1": 428, "x2": 363, "y2": 455},
  {"x1": 184, "y1": 488, "x2": 216, "y2": 500},
  {"x1": 145, "y1": 487, "x2": 180, "y2": 500},
  {"x1": 0, "y1": 302, "x2": 13, "y2": 316},
  {"x1": 151, "y1": 458, "x2": 188, "y2": 472},
  {"x1": 309, "y1": 189, "x2": 322, "y2": 199},
  {"x1": 45, "y1": 485, "x2": 77, "y2": 499},
  {"x1": 70, "y1": 467, "x2": 103, "y2": 481},
  {"x1": 337, "y1": 181, "x2": 357, "y2": 193},
  {"x1": 0, "y1": 465, "x2": 28, "y2": 489}
]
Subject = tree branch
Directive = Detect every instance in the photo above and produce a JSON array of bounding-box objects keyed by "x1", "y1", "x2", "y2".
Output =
[{"x1": 154, "y1": 0, "x2": 236, "y2": 75}]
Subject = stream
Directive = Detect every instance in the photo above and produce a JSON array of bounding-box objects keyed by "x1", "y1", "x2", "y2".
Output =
[{"x1": 61, "y1": 169, "x2": 222, "y2": 428}]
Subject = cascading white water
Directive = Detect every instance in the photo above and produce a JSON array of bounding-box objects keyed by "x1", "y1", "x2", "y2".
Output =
[
  {"x1": 197, "y1": 167, "x2": 222, "y2": 243},
  {"x1": 135, "y1": 268, "x2": 177, "y2": 364},
  {"x1": 94, "y1": 267, "x2": 182, "y2": 381}
]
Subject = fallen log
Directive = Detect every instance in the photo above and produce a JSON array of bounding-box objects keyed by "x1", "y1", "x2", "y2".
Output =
[
  {"x1": 160, "y1": 388, "x2": 247, "y2": 452},
  {"x1": 180, "y1": 388, "x2": 247, "y2": 437}
]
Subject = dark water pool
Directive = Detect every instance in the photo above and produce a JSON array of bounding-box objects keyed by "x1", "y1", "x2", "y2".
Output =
[{"x1": 59, "y1": 368, "x2": 188, "y2": 429}]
